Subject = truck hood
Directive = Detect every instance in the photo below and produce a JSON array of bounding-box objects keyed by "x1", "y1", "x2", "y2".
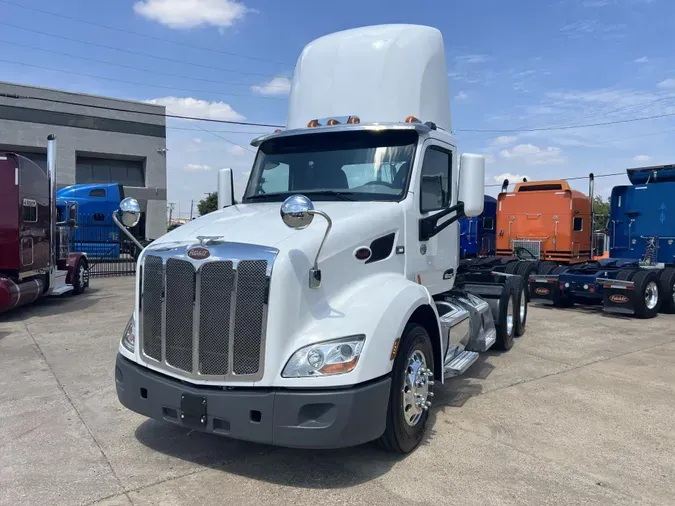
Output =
[{"x1": 148, "y1": 200, "x2": 403, "y2": 253}]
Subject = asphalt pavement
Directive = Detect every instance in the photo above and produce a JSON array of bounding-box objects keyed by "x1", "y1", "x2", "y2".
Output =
[{"x1": 1, "y1": 277, "x2": 674, "y2": 505}]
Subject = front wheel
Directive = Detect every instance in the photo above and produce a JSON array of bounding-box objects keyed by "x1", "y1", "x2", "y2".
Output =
[
  {"x1": 72, "y1": 258, "x2": 89, "y2": 295},
  {"x1": 378, "y1": 323, "x2": 434, "y2": 454}
]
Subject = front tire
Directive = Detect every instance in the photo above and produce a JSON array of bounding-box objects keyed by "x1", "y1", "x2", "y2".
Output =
[
  {"x1": 378, "y1": 323, "x2": 434, "y2": 454},
  {"x1": 72, "y1": 258, "x2": 88, "y2": 295}
]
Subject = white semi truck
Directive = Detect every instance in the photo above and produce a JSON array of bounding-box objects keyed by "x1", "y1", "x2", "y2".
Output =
[{"x1": 114, "y1": 24, "x2": 528, "y2": 454}]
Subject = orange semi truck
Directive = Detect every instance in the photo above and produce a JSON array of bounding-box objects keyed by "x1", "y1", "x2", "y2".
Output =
[{"x1": 495, "y1": 178, "x2": 593, "y2": 266}]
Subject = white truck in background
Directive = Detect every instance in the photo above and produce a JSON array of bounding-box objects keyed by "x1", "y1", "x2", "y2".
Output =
[{"x1": 114, "y1": 24, "x2": 527, "y2": 454}]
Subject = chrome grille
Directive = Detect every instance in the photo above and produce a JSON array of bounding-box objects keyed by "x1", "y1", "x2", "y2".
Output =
[
  {"x1": 233, "y1": 260, "x2": 268, "y2": 375},
  {"x1": 198, "y1": 261, "x2": 234, "y2": 375},
  {"x1": 139, "y1": 243, "x2": 276, "y2": 381},
  {"x1": 142, "y1": 255, "x2": 163, "y2": 362},
  {"x1": 512, "y1": 239, "x2": 542, "y2": 259},
  {"x1": 165, "y1": 259, "x2": 195, "y2": 372}
]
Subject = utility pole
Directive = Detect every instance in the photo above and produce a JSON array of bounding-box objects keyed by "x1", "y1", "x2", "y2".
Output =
[
  {"x1": 190, "y1": 200, "x2": 194, "y2": 220},
  {"x1": 168, "y1": 202, "x2": 175, "y2": 225}
]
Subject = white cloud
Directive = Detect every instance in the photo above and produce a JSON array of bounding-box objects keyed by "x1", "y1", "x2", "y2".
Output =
[
  {"x1": 493, "y1": 172, "x2": 530, "y2": 184},
  {"x1": 583, "y1": 0, "x2": 610, "y2": 6},
  {"x1": 561, "y1": 20, "x2": 626, "y2": 39},
  {"x1": 251, "y1": 76, "x2": 291, "y2": 96},
  {"x1": 499, "y1": 144, "x2": 565, "y2": 165},
  {"x1": 657, "y1": 78, "x2": 675, "y2": 89},
  {"x1": 193, "y1": 138, "x2": 202, "y2": 144},
  {"x1": 490, "y1": 135, "x2": 517, "y2": 146},
  {"x1": 454, "y1": 91, "x2": 469, "y2": 101},
  {"x1": 133, "y1": 0, "x2": 249, "y2": 30},
  {"x1": 185, "y1": 163, "x2": 212, "y2": 171},
  {"x1": 229, "y1": 145, "x2": 247, "y2": 154},
  {"x1": 633, "y1": 154, "x2": 651, "y2": 162},
  {"x1": 454, "y1": 54, "x2": 490, "y2": 64},
  {"x1": 634, "y1": 56, "x2": 649, "y2": 63},
  {"x1": 145, "y1": 97, "x2": 245, "y2": 121}
]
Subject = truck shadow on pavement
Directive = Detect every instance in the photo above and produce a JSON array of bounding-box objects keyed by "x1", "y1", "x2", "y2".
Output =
[
  {"x1": 530, "y1": 302, "x2": 634, "y2": 320},
  {"x1": 132, "y1": 358, "x2": 493, "y2": 487},
  {"x1": 134, "y1": 419, "x2": 403, "y2": 487},
  {"x1": 0, "y1": 288, "x2": 111, "y2": 322}
]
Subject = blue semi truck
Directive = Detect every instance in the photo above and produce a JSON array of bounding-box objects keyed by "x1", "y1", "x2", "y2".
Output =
[
  {"x1": 56, "y1": 183, "x2": 147, "y2": 259},
  {"x1": 459, "y1": 195, "x2": 497, "y2": 258},
  {"x1": 529, "y1": 164, "x2": 675, "y2": 318}
]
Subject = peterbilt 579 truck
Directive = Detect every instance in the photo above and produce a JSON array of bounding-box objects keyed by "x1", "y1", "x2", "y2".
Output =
[{"x1": 113, "y1": 25, "x2": 528, "y2": 454}]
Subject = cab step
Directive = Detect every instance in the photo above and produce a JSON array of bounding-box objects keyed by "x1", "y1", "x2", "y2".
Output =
[{"x1": 444, "y1": 350, "x2": 479, "y2": 377}]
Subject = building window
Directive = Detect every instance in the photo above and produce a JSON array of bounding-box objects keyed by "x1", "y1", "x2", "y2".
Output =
[
  {"x1": 76, "y1": 156, "x2": 145, "y2": 186},
  {"x1": 420, "y1": 147, "x2": 451, "y2": 213},
  {"x1": 22, "y1": 198, "x2": 38, "y2": 223},
  {"x1": 483, "y1": 216, "x2": 495, "y2": 230},
  {"x1": 573, "y1": 217, "x2": 583, "y2": 232}
]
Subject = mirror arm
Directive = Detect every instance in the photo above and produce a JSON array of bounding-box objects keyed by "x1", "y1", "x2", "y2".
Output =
[
  {"x1": 418, "y1": 202, "x2": 465, "y2": 242},
  {"x1": 113, "y1": 212, "x2": 146, "y2": 252}
]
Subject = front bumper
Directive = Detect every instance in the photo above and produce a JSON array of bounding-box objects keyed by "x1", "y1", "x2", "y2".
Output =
[{"x1": 115, "y1": 354, "x2": 391, "y2": 449}]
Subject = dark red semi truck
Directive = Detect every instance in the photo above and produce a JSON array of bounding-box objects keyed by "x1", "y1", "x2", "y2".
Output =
[{"x1": 0, "y1": 134, "x2": 89, "y2": 314}]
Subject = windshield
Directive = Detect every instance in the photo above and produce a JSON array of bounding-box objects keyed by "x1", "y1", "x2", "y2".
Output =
[{"x1": 242, "y1": 129, "x2": 418, "y2": 202}]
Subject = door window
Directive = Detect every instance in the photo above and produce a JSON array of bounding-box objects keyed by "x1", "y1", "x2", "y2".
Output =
[{"x1": 419, "y1": 147, "x2": 451, "y2": 213}]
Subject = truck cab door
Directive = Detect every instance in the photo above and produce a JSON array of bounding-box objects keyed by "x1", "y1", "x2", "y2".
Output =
[{"x1": 413, "y1": 140, "x2": 457, "y2": 295}]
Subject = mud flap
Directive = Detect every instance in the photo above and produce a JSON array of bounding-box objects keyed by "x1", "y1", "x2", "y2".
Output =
[
  {"x1": 599, "y1": 279, "x2": 636, "y2": 315},
  {"x1": 528, "y1": 275, "x2": 560, "y2": 305}
]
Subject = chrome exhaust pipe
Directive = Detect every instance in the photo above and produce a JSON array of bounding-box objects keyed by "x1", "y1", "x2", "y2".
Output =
[{"x1": 47, "y1": 134, "x2": 57, "y2": 290}]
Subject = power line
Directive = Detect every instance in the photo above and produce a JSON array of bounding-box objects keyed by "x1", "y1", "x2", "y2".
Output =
[
  {"x1": 3, "y1": 22, "x2": 280, "y2": 79},
  {"x1": 0, "y1": 58, "x2": 285, "y2": 101},
  {"x1": 165, "y1": 108, "x2": 256, "y2": 153},
  {"x1": 0, "y1": 92, "x2": 285, "y2": 128},
  {"x1": 0, "y1": 0, "x2": 290, "y2": 66},
  {"x1": 0, "y1": 39, "x2": 290, "y2": 90},
  {"x1": 457, "y1": 111, "x2": 675, "y2": 133},
  {"x1": 167, "y1": 126, "x2": 269, "y2": 135}
]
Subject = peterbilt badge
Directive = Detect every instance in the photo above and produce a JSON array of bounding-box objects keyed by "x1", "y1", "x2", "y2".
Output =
[{"x1": 187, "y1": 246, "x2": 211, "y2": 260}]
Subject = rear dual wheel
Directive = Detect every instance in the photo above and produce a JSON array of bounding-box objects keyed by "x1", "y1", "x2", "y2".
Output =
[
  {"x1": 495, "y1": 278, "x2": 518, "y2": 350},
  {"x1": 659, "y1": 268, "x2": 675, "y2": 314}
]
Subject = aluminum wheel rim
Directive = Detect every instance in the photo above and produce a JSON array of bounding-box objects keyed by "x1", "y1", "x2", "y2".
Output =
[
  {"x1": 672, "y1": 282, "x2": 675, "y2": 305},
  {"x1": 519, "y1": 288, "x2": 526, "y2": 323},
  {"x1": 402, "y1": 349, "x2": 432, "y2": 427},
  {"x1": 78, "y1": 266, "x2": 86, "y2": 288},
  {"x1": 645, "y1": 281, "x2": 659, "y2": 310},
  {"x1": 507, "y1": 297, "x2": 514, "y2": 336}
]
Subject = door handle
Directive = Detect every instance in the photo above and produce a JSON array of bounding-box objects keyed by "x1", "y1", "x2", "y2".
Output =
[{"x1": 443, "y1": 268, "x2": 455, "y2": 280}]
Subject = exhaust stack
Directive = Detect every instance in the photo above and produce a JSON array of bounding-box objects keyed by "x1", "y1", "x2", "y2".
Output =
[
  {"x1": 588, "y1": 172, "x2": 595, "y2": 257},
  {"x1": 501, "y1": 179, "x2": 510, "y2": 193},
  {"x1": 47, "y1": 135, "x2": 57, "y2": 289}
]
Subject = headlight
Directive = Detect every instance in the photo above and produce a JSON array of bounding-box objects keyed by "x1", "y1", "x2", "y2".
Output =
[
  {"x1": 282, "y1": 335, "x2": 365, "y2": 378},
  {"x1": 121, "y1": 316, "x2": 136, "y2": 352}
]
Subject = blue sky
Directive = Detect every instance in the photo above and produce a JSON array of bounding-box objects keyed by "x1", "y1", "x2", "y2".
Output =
[{"x1": 2, "y1": 0, "x2": 674, "y2": 217}]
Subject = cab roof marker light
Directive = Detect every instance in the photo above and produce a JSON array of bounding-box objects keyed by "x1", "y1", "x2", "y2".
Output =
[
  {"x1": 347, "y1": 116, "x2": 361, "y2": 124},
  {"x1": 307, "y1": 119, "x2": 320, "y2": 128},
  {"x1": 404, "y1": 115, "x2": 421, "y2": 123}
]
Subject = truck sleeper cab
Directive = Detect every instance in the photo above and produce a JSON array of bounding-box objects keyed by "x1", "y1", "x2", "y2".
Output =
[
  {"x1": 459, "y1": 195, "x2": 496, "y2": 258},
  {"x1": 113, "y1": 24, "x2": 527, "y2": 454},
  {"x1": 529, "y1": 164, "x2": 675, "y2": 318}
]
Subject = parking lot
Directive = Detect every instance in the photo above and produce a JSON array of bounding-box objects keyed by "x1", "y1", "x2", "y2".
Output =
[{"x1": 1, "y1": 277, "x2": 674, "y2": 506}]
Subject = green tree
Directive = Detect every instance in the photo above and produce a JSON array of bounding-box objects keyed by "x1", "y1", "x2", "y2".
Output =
[
  {"x1": 592, "y1": 195, "x2": 610, "y2": 231},
  {"x1": 198, "y1": 192, "x2": 218, "y2": 216}
]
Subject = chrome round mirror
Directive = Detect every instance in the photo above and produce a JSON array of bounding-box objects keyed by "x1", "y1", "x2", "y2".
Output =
[
  {"x1": 280, "y1": 194, "x2": 315, "y2": 230},
  {"x1": 119, "y1": 197, "x2": 141, "y2": 228}
]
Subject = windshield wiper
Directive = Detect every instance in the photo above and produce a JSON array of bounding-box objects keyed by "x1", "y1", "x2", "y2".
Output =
[
  {"x1": 245, "y1": 192, "x2": 292, "y2": 201},
  {"x1": 246, "y1": 190, "x2": 355, "y2": 202},
  {"x1": 300, "y1": 190, "x2": 355, "y2": 201}
]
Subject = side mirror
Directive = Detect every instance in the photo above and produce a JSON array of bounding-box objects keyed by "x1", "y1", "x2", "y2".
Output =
[
  {"x1": 280, "y1": 194, "x2": 315, "y2": 229},
  {"x1": 118, "y1": 197, "x2": 141, "y2": 228},
  {"x1": 218, "y1": 168, "x2": 234, "y2": 208},
  {"x1": 458, "y1": 153, "x2": 485, "y2": 217}
]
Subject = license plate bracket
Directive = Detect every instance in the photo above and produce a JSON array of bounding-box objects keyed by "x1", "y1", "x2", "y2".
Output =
[{"x1": 180, "y1": 393, "x2": 207, "y2": 428}]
